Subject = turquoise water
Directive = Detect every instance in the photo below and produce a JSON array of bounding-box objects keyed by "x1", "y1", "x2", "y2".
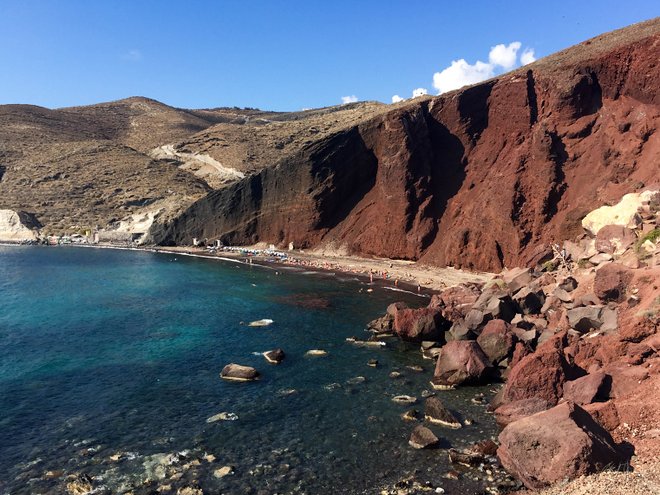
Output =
[{"x1": 0, "y1": 246, "x2": 497, "y2": 494}]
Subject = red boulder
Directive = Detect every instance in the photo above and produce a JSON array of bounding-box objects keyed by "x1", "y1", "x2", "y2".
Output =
[{"x1": 497, "y1": 402, "x2": 627, "y2": 490}]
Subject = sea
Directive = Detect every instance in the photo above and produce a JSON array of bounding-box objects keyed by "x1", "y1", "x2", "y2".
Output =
[{"x1": 0, "y1": 246, "x2": 498, "y2": 494}]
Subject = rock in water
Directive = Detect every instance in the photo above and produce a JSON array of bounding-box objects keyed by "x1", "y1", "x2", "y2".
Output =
[
  {"x1": 248, "y1": 319, "x2": 274, "y2": 327},
  {"x1": 497, "y1": 402, "x2": 627, "y2": 490},
  {"x1": 432, "y1": 341, "x2": 492, "y2": 387},
  {"x1": 305, "y1": 349, "x2": 328, "y2": 357},
  {"x1": 65, "y1": 474, "x2": 94, "y2": 495},
  {"x1": 220, "y1": 363, "x2": 260, "y2": 381},
  {"x1": 263, "y1": 348, "x2": 285, "y2": 364},
  {"x1": 206, "y1": 412, "x2": 239, "y2": 422},
  {"x1": 213, "y1": 465, "x2": 234, "y2": 478},
  {"x1": 392, "y1": 395, "x2": 417, "y2": 405},
  {"x1": 409, "y1": 425, "x2": 439, "y2": 449},
  {"x1": 424, "y1": 397, "x2": 462, "y2": 428}
]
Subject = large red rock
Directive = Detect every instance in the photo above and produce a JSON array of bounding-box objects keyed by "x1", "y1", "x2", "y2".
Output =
[
  {"x1": 494, "y1": 397, "x2": 551, "y2": 427},
  {"x1": 432, "y1": 284, "x2": 481, "y2": 319},
  {"x1": 497, "y1": 402, "x2": 627, "y2": 490},
  {"x1": 593, "y1": 263, "x2": 633, "y2": 303},
  {"x1": 501, "y1": 336, "x2": 580, "y2": 406},
  {"x1": 432, "y1": 341, "x2": 492, "y2": 388},
  {"x1": 562, "y1": 372, "x2": 611, "y2": 405},
  {"x1": 476, "y1": 319, "x2": 516, "y2": 365},
  {"x1": 393, "y1": 307, "x2": 448, "y2": 342}
]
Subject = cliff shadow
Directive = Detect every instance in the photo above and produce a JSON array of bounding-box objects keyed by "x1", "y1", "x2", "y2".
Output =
[{"x1": 309, "y1": 128, "x2": 378, "y2": 230}]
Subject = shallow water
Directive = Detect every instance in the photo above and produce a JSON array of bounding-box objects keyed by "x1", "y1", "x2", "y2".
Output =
[{"x1": 0, "y1": 246, "x2": 499, "y2": 494}]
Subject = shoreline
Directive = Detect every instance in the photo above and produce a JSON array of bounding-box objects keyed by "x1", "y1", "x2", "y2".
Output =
[{"x1": 1, "y1": 241, "x2": 493, "y2": 295}]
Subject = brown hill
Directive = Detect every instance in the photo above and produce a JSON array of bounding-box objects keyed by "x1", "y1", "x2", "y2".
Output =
[{"x1": 150, "y1": 18, "x2": 660, "y2": 271}]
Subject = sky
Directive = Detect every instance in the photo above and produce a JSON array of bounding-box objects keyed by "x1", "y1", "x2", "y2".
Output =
[{"x1": 0, "y1": 0, "x2": 657, "y2": 111}]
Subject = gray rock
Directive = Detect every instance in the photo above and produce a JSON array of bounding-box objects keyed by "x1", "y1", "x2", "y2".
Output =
[
  {"x1": 566, "y1": 306, "x2": 604, "y2": 333},
  {"x1": 220, "y1": 363, "x2": 260, "y2": 381},
  {"x1": 425, "y1": 397, "x2": 462, "y2": 428},
  {"x1": 409, "y1": 425, "x2": 439, "y2": 449},
  {"x1": 513, "y1": 287, "x2": 545, "y2": 315},
  {"x1": 263, "y1": 348, "x2": 285, "y2": 364}
]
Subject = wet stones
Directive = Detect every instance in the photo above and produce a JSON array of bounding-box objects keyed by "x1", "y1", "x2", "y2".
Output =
[
  {"x1": 263, "y1": 348, "x2": 285, "y2": 364},
  {"x1": 206, "y1": 412, "x2": 239, "y2": 422},
  {"x1": 409, "y1": 425, "x2": 439, "y2": 449},
  {"x1": 65, "y1": 474, "x2": 94, "y2": 495},
  {"x1": 220, "y1": 363, "x2": 260, "y2": 381},
  {"x1": 424, "y1": 397, "x2": 462, "y2": 428},
  {"x1": 392, "y1": 395, "x2": 417, "y2": 405}
]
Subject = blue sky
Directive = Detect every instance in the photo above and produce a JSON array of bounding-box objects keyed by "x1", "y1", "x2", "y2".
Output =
[{"x1": 0, "y1": 0, "x2": 657, "y2": 110}]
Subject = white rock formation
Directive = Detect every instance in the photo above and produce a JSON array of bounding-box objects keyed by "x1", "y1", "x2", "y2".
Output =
[
  {"x1": 0, "y1": 210, "x2": 39, "y2": 241},
  {"x1": 582, "y1": 190, "x2": 658, "y2": 235}
]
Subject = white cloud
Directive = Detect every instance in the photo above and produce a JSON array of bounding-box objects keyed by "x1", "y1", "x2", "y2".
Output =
[
  {"x1": 432, "y1": 41, "x2": 535, "y2": 94},
  {"x1": 412, "y1": 87, "x2": 428, "y2": 98},
  {"x1": 433, "y1": 59, "x2": 494, "y2": 94},
  {"x1": 341, "y1": 95, "x2": 358, "y2": 104},
  {"x1": 121, "y1": 49, "x2": 142, "y2": 62},
  {"x1": 391, "y1": 95, "x2": 405, "y2": 103},
  {"x1": 488, "y1": 42, "x2": 521, "y2": 69},
  {"x1": 520, "y1": 48, "x2": 536, "y2": 65}
]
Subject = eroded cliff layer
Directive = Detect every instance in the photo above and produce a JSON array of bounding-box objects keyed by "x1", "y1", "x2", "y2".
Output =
[{"x1": 151, "y1": 19, "x2": 660, "y2": 271}]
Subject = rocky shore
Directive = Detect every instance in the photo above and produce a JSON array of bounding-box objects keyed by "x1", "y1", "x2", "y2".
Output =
[{"x1": 368, "y1": 190, "x2": 659, "y2": 493}]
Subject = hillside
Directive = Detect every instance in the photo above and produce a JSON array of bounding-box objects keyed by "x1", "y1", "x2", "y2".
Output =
[
  {"x1": 1, "y1": 18, "x2": 658, "y2": 270},
  {"x1": 151, "y1": 18, "x2": 660, "y2": 271}
]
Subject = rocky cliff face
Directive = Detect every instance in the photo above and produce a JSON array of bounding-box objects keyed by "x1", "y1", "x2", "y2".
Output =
[{"x1": 151, "y1": 19, "x2": 660, "y2": 271}]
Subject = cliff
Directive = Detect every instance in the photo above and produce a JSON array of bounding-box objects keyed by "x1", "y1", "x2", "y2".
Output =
[{"x1": 150, "y1": 18, "x2": 660, "y2": 271}]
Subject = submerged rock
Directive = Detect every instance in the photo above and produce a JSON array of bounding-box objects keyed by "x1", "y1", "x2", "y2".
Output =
[
  {"x1": 65, "y1": 474, "x2": 94, "y2": 495},
  {"x1": 409, "y1": 425, "x2": 439, "y2": 449},
  {"x1": 213, "y1": 465, "x2": 234, "y2": 478},
  {"x1": 206, "y1": 412, "x2": 239, "y2": 423},
  {"x1": 220, "y1": 363, "x2": 260, "y2": 381},
  {"x1": 305, "y1": 349, "x2": 328, "y2": 357},
  {"x1": 392, "y1": 395, "x2": 417, "y2": 405},
  {"x1": 263, "y1": 348, "x2": 285, "y2": 364},
  {"x1": 248, "y1": 318, "x2": 274, "y2": 327}
]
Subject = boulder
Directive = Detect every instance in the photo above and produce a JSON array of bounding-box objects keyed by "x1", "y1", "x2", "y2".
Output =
[
  {"x1": 494, "y1": 397, "x2": 551, "y2": 427},
  {"x1": 501, "y1": 338, "x2": 579, "y2": 406},
  {"x1": 583, "y1": 401, "x2": 620, "y2": 432},
  {"x1": 563, "y1": 372, "x2": 611, "y2": 405},
  {"x1": 558, "y1": 277, "x2": 578, "y2": 292},
  {"x1": 394, "y1": 307, "x2": 448, "y2": 342},
  {"x1": 434, "y1": 284, "x2": 480, "y2": 319},
  {"x1": 594, "y1": 263, "x2": 632, "y2": 303},
  {"x1": 595, "y1": 225, "x2": 636, "y2": 255},
  {"x1": 432, "y1": 341, "x2": 492, "y2": 388},
  {"x1": 552, "y1": 287, "x2": 573, "y2": 303},
  {"x1": 582, "y1": 190, "x2": 658, "y2": 235},
  {"x1": 445, "y1": 319, "x2": 474, "y2": 341},
  {"x1": 220, "y1": 363, "x2": 260, "y2": 381},
  {"x1": 263, "y1": 348, "x2": 285, "y2": 364},
  {"x1": 424, "y1": 397, "x2": 462, "y2": 428},
  {"x1": 497, "y1": 402, "x2": 627, "y2": 490},
  {"x1": 367, "y1": 314, "x2": 393, "y2": 333},
  {"x1": 476, "y1": 319, "x2": 516, "y2": 365},
  {"x1": 484, "y1": 294, "x2": 517, "y2": 322},
  {"x1": 566, "y1": 306, "x2": 604, "y2": 333},
  {"x1": 464, "y1": 308, "x2": 490, "y2": 331},
  {"x1": 409, "y1": 425, "x2": 439, "y2": 449},
  {"x1": 502, "y1": 267, "x2": 533, "y2": 294},
  {"x1": 513, "y1": 287, "x2": 545, "y2": 315}
]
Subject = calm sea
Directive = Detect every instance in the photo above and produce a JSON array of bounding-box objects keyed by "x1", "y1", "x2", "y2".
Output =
[{"x1": 0, "y1": 246, "x2": 497, "y2": 494}]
